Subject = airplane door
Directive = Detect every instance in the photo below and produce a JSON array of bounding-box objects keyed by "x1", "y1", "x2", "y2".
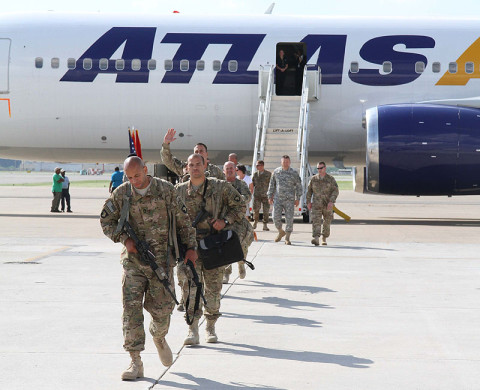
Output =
[{"x1": 0, "y1": 39, "x2": 11, "y2": 93}]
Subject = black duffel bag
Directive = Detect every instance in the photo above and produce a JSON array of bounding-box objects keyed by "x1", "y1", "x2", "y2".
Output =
[{"x1": 198, "y1": 230, "x2": 245, "y2": 270}]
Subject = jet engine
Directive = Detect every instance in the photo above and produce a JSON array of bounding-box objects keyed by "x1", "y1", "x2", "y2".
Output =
[{"x1": 365, "y1": 103, "x2": 480, "y2": 195}]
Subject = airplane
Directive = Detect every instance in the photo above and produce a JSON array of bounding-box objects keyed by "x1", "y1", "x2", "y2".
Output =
[{"x1": 1, "y1": 12, "x2": 480, "y2": 196}]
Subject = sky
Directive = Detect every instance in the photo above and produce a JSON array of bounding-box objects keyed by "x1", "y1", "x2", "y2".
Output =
[{"x1": 2, "y1": 0, "x2": 480, "y2": 18}]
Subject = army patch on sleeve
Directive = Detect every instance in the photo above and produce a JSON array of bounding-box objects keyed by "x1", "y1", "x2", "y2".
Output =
[
  {"x1": 181, "y1": 204, "x2": 188, "y2": 214},
  {"x1": 106, "y1": 200, "x2": 116, "y2": 213},
  {"x1": 101, "y1": 209, "x2": 109, "y2": 219},
  {"x1": 234, "y1": 195, "x2": 241, "y2": 202}
]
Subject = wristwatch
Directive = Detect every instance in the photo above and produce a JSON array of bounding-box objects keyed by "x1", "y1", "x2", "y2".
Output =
[{"x1": 223, "y1": 218, "x2": 229, "y2": 225}]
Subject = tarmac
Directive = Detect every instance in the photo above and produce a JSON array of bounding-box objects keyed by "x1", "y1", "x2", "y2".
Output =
[{"x1": 0, "y1": 181, "x2": 479, "y2": 390}]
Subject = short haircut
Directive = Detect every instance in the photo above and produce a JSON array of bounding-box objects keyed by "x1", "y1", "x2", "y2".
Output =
[
  {"x1": 195, "y1": 142, "x2": 208, "y2": 152},
  {"x1": 281, "y1": 155, "x2": 290, "y2": 160},
  {"x1": 318, "y1": 161, "x2": 326, "y2": 167},
  {"x1": 236, "y1": 164, "x2": 246, "y2": 174},
  {"x1": 124, "y1": 156, "x2": 144, "y2": 170},
  {"x1": 257, "y1": 160, "x2": 264, "y2": 165},
  {"x1": 188, "y1": 153, "x2": 205, "y2": 165},
  {"x1": 114, "y1": 167, "x2": 119, "y2": 171}
]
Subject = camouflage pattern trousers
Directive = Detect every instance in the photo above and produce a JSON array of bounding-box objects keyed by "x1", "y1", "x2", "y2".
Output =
[
  {"x1": 311, "y1": 206, "x2": 334, "y2": 238},
  {"x1": 273, "y1": 199, "x2": 295, "y2": 232},
  {"x1": 253, "y1": 194, "x2": 270, "y2": 223},
  {"x1": 122, "y1": 262, "x2": 175, "y2": 352},
  {"x1": 183, "y1": 258, "x2": 224, "y2": 322}
]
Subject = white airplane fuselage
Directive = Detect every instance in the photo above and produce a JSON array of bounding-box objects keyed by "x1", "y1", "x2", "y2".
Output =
[{"x1": 0, "y1": 12, "x2": 479, "y2": 166}]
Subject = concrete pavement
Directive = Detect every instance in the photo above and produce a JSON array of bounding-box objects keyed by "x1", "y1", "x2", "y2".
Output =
[{"x1": 0, "y1": 186, "x2": 479, "y2": 389}]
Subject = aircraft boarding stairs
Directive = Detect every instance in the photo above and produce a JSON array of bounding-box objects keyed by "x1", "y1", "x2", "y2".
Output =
[{"x1": 253, "y1": 65, "x2": 320, "y2": 221}]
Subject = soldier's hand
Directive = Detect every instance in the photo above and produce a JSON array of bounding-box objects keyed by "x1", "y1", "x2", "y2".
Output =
[
  {"x1": 307, "y1": 202, "x2": 312, "y2": 210},
  {"x1": 125, "y1": 238, "x2": 138, "y2": 253},
  {"x1": 184, "y1": 249, "x2": 198, "y2": 267},
  {"x1": 294, "y1": 200, "x2": 299, "y2": 207},
  {"x1": 212, "y1": 218, "x2": 226, "y2": 231},
  {"x1": 327, "y1": 202, "x2": 334, "y2": 211},
  {"x1": 268, "y1": 197, "x2": 274, "y2": 205},
  {"x1": 163, "y1": 128, "x2": 177, "y2": 144}
]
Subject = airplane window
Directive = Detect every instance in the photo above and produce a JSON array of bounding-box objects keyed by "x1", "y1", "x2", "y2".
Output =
[
  {"x1": 116, "y1": 59, "x2": 125, "y2": 71},
  {"x1": 415, "y1": 61, "x2": 425, "y2": 74},
  {"x1": 180, "y1": 60, "x2": 189, "y2": 71},
  {"x1": 99, "y1": 58, "x2": 108, "y2": 71},
  {"x1": 51, "y1": 58, "x2": 60, "y2": 69},
  {"x1": 35, "y1": 57, "x2": 43, "y2": 69},
  {"x1": 448, "y1": 62, "x2": 457, "y2": 74},
  {"x1": 382, "y1": 61, "x2": 392, "y2": 74},
  {"x1": 432, "y1": 62, "x2": 441, "y2": 73},
  {"x1": 67, "y1": 58, "x2": 76, "y2": 70},
  {"x1": 213, "y1": 60, "x2": 221, "y2": 72},
  {"x1": 148, "y1": 59, "x2": 156, "y2": 70},
  {"x1": 465, "y1": 62, "x2": 474, "y2": 74},
  {"x1": 164, "y1": 59, "x2": 173, "y2": 71},
  {"x1": 228, "y1": 60, "x2": 238, "y2": 72},
  {"x1": 350, "y1": 62, "x2": 359, "y2": 73},
  {"x1": 196, "y1": 60, "x2": 205, "y2": 71},
  {"x1": 132, "y1": 59, "x2": 141, "y2": 71},
  {"x1": 83, "y1": 58, "x2": 92, "y2": 71}
]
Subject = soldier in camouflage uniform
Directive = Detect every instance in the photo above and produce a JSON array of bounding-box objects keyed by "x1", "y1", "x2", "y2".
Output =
[
  {"x1": 306, "y1": 161, "x2": 339, "y2": 246},
  {"x1": 100, "y1": 156, "x2": 197, "y2": 381},
  {"x1": 176, "y1": 154, "x2": 244, "y2": 345},
  {"x1": 252, "y1": 160, "x2": 272, "y2": 231},
  {"x1": 161, "y1": 128, "x2": 225, "y2": 312},
  {"x1": 222, "y1": 161, "x2": 254, "y2": 284},
  {"x1": 267, "y1": 155, "x2": 303, "y2": 245},
  {"x1": 161, "y1": 128, "x2": 225, "y2": 181}
]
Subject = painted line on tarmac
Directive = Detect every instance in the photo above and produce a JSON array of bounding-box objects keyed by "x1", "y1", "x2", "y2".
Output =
[{"x1": 22, "y1": 246, "x2": 72, "y2": 263}]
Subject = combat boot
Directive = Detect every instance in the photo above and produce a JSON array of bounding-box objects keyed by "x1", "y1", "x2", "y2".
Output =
[
  {"x1": 222, "y1": 273, "x2": 229, "y2": 284},
  {"x1": 274, "y1": 228, "x2": 286, "y2": 242},
  {"x1": 263, "y1": 222, "x2": 269, "y2": 231},
  {"x1": 321, "y1": 236, "x2": 327, "y2": 246},
  {"x1": 177, "y1": 298, "x2": 185, "y2": 312},
  {"x1": 205, "y1": 319, "x2": 218, "y2": 343},
  {"x1": 153, "y1": 337, "x2": 173, "y2": 367},
  {"x1": 121, "y1": 351, "x2": 144, "y2": 381},
  {"x1": 183, "y1": 319, "x2": 200, "y2": 345},
  {"x1": 285, "y1": 232, "x2": 292, "y2": 245},
  {"x1": 252, "y1": 220, "x2": 258, "y2": 229},
  {"x1": 311, "y1": 236, "x2": 320, "y2": 246},
  {"x1": 238, "y1": 262, "x2": 246, "y2": 279}
]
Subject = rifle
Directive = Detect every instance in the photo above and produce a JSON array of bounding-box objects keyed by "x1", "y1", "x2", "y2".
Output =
[
  {"x1": 177, "y1": 243, "x2": 207, "y2": 325},
  {"x1": 123, "y1": 220, "x2": 179, "y2": 305}
]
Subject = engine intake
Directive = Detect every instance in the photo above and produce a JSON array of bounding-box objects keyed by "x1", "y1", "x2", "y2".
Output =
[{"x1": 365, "y1": 103, "x2": 480, "y2": 195}]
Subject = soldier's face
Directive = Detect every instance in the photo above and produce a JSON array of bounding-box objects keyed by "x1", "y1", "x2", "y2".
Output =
[
  {"x1": 125, "y1": 164, "x2": 149, "y2": 189},
  {"x1": 193, "y1": 145, "x2": 208, "y2": 162},
  {"x1": 281, "y1": 158, "x2": 290, "y2": 170},
  {"x1": 188, "y1": 156, "x2": 206, "y2": 179},
  {"x1": 256, "y1": 163, "x2": 264, "y2": 172},
  {"x1": 223, "y1": 162, "x2": 236, "y2": 181}
]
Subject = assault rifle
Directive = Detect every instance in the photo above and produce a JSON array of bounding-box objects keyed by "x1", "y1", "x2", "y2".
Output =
[{"x1": 123, "y1": 220, "x2": 179, "y2": 305}]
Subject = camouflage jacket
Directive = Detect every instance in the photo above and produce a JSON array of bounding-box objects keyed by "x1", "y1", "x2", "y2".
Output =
[
  {"x1": 267, "y1": 167, "x2": 303, "y2": 201},
  {"x1": 160, "y1": 143, "x2": 225, "y2": 181},
  {"x1": 228, "y1": 178, "x2": 254, "y2": 249},
  {"x1": 230, "y1": 178, "x2": 252, "y2": 206},
  {"x1": 252, "y1": 169, "x2": 272, "y2": 198},
  {"x1": 306, "y1": 173, "x2": 339, "y2": 207},
  {"x1": 175, "y1": 177, "x2": 245, "y2": 240},
  {"x1": 100, "y1": 176, "x2": 196, "y2": 267}
]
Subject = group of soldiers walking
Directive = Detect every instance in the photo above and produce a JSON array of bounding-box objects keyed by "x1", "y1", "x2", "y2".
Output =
[{"x1": 99, "y1": 128, "x2": 339, "y2": 381}]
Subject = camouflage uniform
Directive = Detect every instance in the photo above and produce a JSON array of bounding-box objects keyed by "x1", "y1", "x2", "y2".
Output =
[
  {"x1": 176, "y1": 177, "x2": 244, "y2": 322},
  {"x1": 267, "y1": 167, "x2": 303, "y2": 232},
  {"x1": 224, "y1": 178, "x2": 254, "y2": 278},
  {"x1": 160, "y1": 143, "x2": 225, "y2": 181},
  {"x1": 306, "y1": 173, "x2": 339, "y2": 238},
  {"x1": 252, "y1": 169, "x2": 272, "y2": 223},
  {"x1": 100, "y1": 177, "x2": 196, "y2": 352}
]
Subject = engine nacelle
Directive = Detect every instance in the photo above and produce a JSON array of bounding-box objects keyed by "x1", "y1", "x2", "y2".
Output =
[{"x1": 365, "y1": 103, "x2": 480, "y2": 195}]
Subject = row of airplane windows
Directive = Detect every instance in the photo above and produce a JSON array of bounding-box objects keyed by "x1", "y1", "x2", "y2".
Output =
[{"x1": 35, "y1": 57, "x2": 472, "y2": 74}]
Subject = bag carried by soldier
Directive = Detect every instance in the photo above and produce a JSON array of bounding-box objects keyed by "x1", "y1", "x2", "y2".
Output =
[{"x1": 198, "y1": 229, "x2": 245, "y2": 270}]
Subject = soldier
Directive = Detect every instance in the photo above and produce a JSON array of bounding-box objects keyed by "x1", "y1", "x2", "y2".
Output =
[
  {"x1": 222, "y1": 161, "x2": 254, "y2": 284},
  {"x1": 161, "y1": 128, "x2": 225, "y2": 312},
  {"x1": 267, "y1": 155, "x2": 303, "y2": 245},
  {"x1": 176, "y1": 154, "x2": 244, "y2": 345},
  {"x1": 252, "y1": 160, "x2": 272, "y2": 231},
  {"x1": 306, "y1": 161, "x2": 339, "y2": 246},
  {"x1": 161, "y1": 128, "x2": 225, "y2": 181},
  {"x1": 100, "y1": 156, "x2": 197, "y2": 381}
]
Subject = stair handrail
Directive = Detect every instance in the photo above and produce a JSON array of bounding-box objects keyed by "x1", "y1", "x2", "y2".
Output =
[{"x1": 253, "y1": 65, "x2": 275, "y2": 174}]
